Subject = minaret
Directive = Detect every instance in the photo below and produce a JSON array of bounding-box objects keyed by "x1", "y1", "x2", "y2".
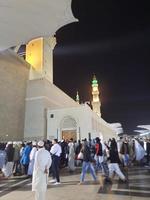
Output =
[
  {"x1": 91, "y1": 75, "x2": 101, "y2": 117},
  {"x1": 76, "y1": 91, "x2": 80, "y2": 104}
]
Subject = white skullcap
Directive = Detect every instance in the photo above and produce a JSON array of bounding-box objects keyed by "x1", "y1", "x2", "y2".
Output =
[
  {"x1": 32, "y1": 141, "x2": 37, "y2": 146},
  {"x1": 7, "y1": 141, "x2": 12, "y2": 144},
  {"x1": 17, "y1": 141, "x2": 22, "y2": 145},
  {"x1": 38, "y1": 140, "x2": 44, "y2": 147},
  {"x1": 13, "y1": 141, "x2": 17, "y2": 145}
]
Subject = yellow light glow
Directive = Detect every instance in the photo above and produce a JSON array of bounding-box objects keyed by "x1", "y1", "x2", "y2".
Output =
[{"x1": 26, "y1": 38, "x2": 43, "y2": 71}]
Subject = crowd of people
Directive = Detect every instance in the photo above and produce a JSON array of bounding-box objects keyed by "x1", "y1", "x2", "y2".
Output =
[{"x1": 0, "y1": 136, "x2": 150, "y2": 199}]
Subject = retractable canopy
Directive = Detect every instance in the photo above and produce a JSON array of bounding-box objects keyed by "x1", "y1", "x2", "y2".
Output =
[{"x1": 0, "y1": 0, "x2": 77, "y2": 51}]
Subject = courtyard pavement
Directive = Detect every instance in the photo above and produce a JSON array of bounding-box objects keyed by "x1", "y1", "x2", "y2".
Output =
[{"x1": 0, "y1": 166, "x2": 150, "y2": 200}]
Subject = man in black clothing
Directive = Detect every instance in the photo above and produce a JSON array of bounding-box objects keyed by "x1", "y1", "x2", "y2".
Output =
[
  {"x1": 146, "y1": 139, "x2": 150, "y2": 165},
  {"x1": 108, "y1": 139, "x2": 127, "y2": 182},
  {"x1": 79, "y1": 140, "x2": 97, "y2": 184},
  {"x1": 2, "y1": 142, "x2": 14, "y2": 177}
]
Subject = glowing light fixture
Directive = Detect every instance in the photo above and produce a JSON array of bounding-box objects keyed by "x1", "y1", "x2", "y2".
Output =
[{"x1": 26, "y1": 38, "x2": 43, "y2": 71}]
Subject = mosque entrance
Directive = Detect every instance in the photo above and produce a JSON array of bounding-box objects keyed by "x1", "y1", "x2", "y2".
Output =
[
  {"x1": 62, "y1": 130, "x2": 77, "y2": 141},
  {"x1": 60, "y1": 116, "x2": 77, "y2": 141}
]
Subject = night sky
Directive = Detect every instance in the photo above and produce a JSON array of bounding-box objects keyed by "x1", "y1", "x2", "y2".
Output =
[{"x1": 53, "y1": 0, "x2": 150, "y2": 134}]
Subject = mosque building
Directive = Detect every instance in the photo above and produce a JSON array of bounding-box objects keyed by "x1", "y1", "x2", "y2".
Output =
[
  {"x1": 46, "y1": 74, "x2": 116, "y2": 142},
  {"x1": 0, "y1": 0, "x2": 116, "y2": 142},
  {"x1": 0, "y1": 37, "x2": 116, "y2": 142}
]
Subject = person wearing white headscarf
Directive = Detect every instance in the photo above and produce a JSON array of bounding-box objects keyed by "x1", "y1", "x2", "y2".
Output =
[{"x1": 32, "y1": 141, "x2": 52, "y2": 200}]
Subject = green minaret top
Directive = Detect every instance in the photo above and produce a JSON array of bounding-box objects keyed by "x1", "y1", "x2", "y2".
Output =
[
  {"x1": 92, "y1": 75, "x2": 98, "y2": 87},
  {"x1": 91, "y1": 74, "x2": 101, "y2": 116},
  {"x1": 76, "y1": 91, "x2": 80, "y2": 104}
]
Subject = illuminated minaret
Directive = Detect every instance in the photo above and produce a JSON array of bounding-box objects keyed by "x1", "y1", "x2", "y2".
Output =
[
  {"x1": 91, "y1": 75, "x2": 101, "y2": 117},
  {"x1": 76, "y1": 91, "x2": 80, "y2": 104}
]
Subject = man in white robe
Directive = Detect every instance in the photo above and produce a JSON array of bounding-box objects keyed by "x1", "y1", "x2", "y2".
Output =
[{"x1": 32, "y1": 141, "x2": 52, "y2": 200}]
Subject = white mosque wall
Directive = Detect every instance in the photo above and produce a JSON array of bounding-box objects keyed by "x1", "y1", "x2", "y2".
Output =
[
  {"x1": 47, "y1": 103, "x2": 117, "y2": 142},
  {"x1": 47, "y1": 104, "x2": 115, "y2": 142},
  {"x1": 24, "y1": 78, "x2": 79, "y2": 140},
  {"x1": 0, "y1": 51, "x2": 116, "y2": 142},
  {"x1": 47, "y1": 104, "x2": 92, "y2": 141},
  {"x1": 0, "y1": 50, "x2": 29, "y2": 141},
  {"x1": 24, "y1": 98, "x2": 45, "y2": 140}
]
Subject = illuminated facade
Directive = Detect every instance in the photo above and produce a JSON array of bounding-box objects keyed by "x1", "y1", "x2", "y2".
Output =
[{"x1": 91, "y1": 75, "x2": 101, "y2": 117}]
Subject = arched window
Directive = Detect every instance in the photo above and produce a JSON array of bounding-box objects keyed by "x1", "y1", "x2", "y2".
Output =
[{"x1": 61, "y1": 116, "x2": 77, "y2": 130}]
